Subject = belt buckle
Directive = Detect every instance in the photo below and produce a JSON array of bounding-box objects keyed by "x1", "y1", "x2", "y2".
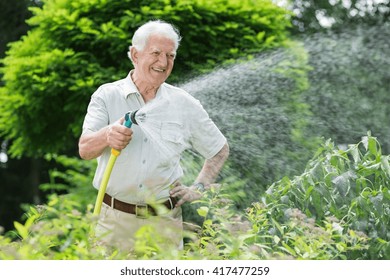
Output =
[{"x1": 135, "y1": 204, "x2": 149, "y2": 219}]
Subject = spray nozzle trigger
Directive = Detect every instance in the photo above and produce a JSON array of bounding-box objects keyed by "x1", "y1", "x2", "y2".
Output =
[
  {"x1": 124, "y1": 112, "x2": 133, "y2": 128},
  {"x1": 123, "y1": 110, "x2": 139, "y2": 128}
]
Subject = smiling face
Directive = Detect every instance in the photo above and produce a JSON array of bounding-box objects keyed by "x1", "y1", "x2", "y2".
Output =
[{"x1": 131, "y1": 34, "x2": 176, "y2": 89}]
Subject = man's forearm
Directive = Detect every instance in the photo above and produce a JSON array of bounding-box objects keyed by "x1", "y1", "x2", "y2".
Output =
[
  {"x1": 169, "y1": 142, "x2": 229, "y2": 206},
  {"x1": 195, "y1": 142, "x2": 229, "y2": 186},
  {"x1": 78, "y1": 127, "x2": 108, "y2": 160}
]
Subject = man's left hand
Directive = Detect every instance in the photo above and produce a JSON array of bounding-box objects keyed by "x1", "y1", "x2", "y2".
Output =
[{"x1": 169, "y1": 182, "x2": 202, "y2": 207}]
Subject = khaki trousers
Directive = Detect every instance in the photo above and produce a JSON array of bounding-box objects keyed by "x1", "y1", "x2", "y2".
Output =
[{"x1": 95, "y1": 203, "x2": 183, "y2": 252}]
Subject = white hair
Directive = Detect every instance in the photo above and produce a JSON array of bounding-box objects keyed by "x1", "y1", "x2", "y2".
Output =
[{"x1": 127, "y1": 20, "x2": 182, "y2": 63}]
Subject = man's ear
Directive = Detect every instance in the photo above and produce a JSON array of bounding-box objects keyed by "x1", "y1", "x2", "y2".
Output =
[{"x1": 130, "y1": 47, "x2": 138, "y2": 64}]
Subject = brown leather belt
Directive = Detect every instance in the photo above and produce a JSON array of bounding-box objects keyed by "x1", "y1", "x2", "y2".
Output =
[{"x1": 103, "y1": 193, "x2": 177, "y2": 218}]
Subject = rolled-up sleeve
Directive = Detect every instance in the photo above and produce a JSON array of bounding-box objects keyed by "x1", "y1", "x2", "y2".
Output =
[
  {"x1": 189, "y1": 99, "x2": 227, "y2": 159},
  {"x1": 82, "y1": 88, "x2": 109, "y2": 135}
]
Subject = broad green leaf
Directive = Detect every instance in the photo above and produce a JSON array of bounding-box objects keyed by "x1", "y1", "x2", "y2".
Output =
[
  {"x1": 197, "y1": 206, "x2": 209, "y2": 217},
  {"x1": 305, "y1": 185, "x2": 314, "y2": 200},
  {"x1": 362, "y1": 136, "x2": 369, "y2": 151},
  {"x1": 368, "y1": 137, "x2": 378, "y2": 156},
  {"x1": 349, "y1": 144, "x2": 360, "y2": 163},
  {"x1": 13, "y1": 221, "x2": 29, "y2": 239},
  {"x1": 381, "y1": 156, "x2": 390, "y2": 178},
  {"x1": 281, "y1": 242, "x2": 296, "y2": 256}
]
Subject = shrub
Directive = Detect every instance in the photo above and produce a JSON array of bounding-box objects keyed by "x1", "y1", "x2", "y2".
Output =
[{"x1": 264, "y1": 132, "x2": 390, "y2": 259}]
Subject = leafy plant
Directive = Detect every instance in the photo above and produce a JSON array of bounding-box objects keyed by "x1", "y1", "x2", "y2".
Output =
[
  {"x1": 264, "y1": 132, "x2": 390, "y2": 259},
  {"x1": 39, "y1": 154, "x2": 97, "y2": 211}
]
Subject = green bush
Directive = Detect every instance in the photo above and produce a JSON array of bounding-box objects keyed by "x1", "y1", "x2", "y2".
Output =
[
  {"x1": 0, "y1": 198, "x2": 129, "y2": 260},
  {"x1": 264, "y1": 132, "x2": 390, "y2": 259},
  {"x1": 39, "y1": 154, "x2": 97, "y2": 211}
]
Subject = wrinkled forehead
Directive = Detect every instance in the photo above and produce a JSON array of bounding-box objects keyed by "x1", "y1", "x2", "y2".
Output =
[{"x1": 145, "y1": 34, "x2": 177, "y2": 52}]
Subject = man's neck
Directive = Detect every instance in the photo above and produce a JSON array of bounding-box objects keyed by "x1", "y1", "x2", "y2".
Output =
[{"x1": 130, "y1": 71, "x2": 159, "y2": 103}]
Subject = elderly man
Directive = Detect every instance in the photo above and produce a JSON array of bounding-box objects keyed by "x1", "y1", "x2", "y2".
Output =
[{"x1": 79, "y1": 20, "x2": 229, "y2": 250}]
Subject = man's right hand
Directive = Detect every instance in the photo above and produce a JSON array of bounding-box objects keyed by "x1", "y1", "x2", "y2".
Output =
[
  {"x1": 79, "y1": 117, "x2": 133, "y2": 160},
  {"x1": 106, "y1": 117, "x2": 133, "y2": 151}
]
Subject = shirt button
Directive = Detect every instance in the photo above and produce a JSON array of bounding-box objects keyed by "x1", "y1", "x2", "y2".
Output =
[
  {"x1": 144, "y1": 138, "x2": 148, "y2": 142},
  {"x1": 138, "y1": 184, "x2": 143, "y2": 189},
  {"x1": 142, "y1": 159, "x2": 146, "y2": 164}
]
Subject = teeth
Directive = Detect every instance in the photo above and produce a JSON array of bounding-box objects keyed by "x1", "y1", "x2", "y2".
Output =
[{"x1": 153, "y1": 68, "x2": 165, "y2": 72}]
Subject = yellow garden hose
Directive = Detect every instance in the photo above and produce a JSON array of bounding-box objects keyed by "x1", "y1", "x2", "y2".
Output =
[{"x1": 93, "y1": 112, "x2": 133, "y2": 215}]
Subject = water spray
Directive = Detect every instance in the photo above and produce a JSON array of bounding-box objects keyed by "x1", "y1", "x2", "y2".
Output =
[{"x1": 93, "y1": 111, "x2": 138, "y2": 215}]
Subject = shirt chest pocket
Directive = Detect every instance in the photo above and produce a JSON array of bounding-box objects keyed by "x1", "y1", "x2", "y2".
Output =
[{"x1": 160, "y1": 122, "x2": 185, "y2": 147}]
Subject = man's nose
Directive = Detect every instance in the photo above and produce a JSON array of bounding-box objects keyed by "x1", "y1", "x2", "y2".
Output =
[{"x1": 158, "y1": 53, "x2": 168, "y2": 66}]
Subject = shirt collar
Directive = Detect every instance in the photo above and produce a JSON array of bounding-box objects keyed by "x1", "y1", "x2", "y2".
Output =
[
  {"x1": 121, "y1": 70, "x2": 168, "y2": 102},
  {"x1": 121, "y1": 70, "x2": 140, "y2": 99}
]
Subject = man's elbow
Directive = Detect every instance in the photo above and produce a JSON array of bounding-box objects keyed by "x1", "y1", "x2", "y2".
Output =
[
  {"x1": 78, "y1": 143, "x2": 89, "y2": 160},
  {"x1": 220, "y1": 142, "x2": 230, "y2": 161},
  {"x1": 224, "y1": 142, "x2": 230, "y2": 158},
  {"x1": 79, "y1": 151, "x2": 88, "y2": 160},
  {"x1": 78, "y1": 137, "x2": 92, "y2": 160}
]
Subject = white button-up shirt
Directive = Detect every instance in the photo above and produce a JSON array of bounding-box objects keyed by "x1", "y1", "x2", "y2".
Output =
[{"x1": 82, "y1": 72, "x2": 227, "y2": 204}]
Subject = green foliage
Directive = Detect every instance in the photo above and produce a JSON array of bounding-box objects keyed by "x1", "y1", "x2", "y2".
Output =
[
  {"x1": 0, "y1": 199, "x2": 128, "y2": 260},
  {"x1": 1, "y1": 134, "x2": 389, "y2": 259},
  {"x1": 184, "y1": 184, "x2": 262, "y2": 259},
  {"x1": 0, "y1": 0, "x2": 291, "y2": 157},
  {"x1": 246, "y1": 203, "x2": 368, "y2": 259},
  {"x1": 264, "y1": 133, "x2": 390, "y2": 259},
  {"x1": 172, "y1": 0, "x2": 292, "y2": 75},
  {"x1": 289, "y1": 0, "x2": 390, "y2": 34},
  {"x1": 39, "y1": 154, "x2": 97, "y2": 209}
]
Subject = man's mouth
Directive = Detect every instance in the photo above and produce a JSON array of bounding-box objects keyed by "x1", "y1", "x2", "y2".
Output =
[{"x1": 152, "y1": 67, "x2": 166, "y2": 73}]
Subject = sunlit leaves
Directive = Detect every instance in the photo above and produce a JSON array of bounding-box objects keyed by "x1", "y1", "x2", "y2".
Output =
[{"x1": 263, "y1": 133, "x2": 390, "y2": 259}]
